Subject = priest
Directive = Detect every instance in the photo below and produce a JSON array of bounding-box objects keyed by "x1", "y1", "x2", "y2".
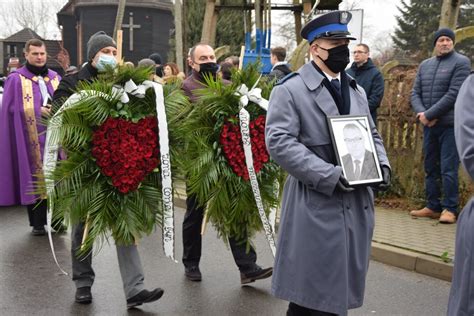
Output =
[{"x1": 0, "y1": 39, "x2": 61, "y2": 235}]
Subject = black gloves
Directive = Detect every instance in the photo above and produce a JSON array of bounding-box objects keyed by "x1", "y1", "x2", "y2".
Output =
[
  {"x1": 336, "y1": 165, "x2": 391, "y2": 193},
  {"x1": 336, "y1": 175, "x2": 355, "y2": 193},
  {"x1": 376, "y1": 165, "x2": 391, "y2": 191}
]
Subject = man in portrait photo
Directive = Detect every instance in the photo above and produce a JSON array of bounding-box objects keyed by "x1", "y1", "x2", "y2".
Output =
[{"x1": 341, "y1": 123, "x2": 379, "y2": 182}]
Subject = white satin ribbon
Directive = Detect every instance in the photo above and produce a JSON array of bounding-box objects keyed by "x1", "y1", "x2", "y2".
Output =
[
  {"x1": 44, "y1": 80, "x2": 176, "y2": 275},
  {"x1": 44, "y1": 91, "x2": 96, "y2": 275},
  {"x1": 235, "y1": 83, "x2": 276, "y2": 256},
  {"x1": 236, "y1": 84, "x2": 269, "y2": 111},
  {"x1": 118, "y1": 80, "x2": 176, "y2": 262}
]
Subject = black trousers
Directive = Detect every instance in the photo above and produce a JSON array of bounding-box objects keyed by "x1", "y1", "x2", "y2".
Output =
[
  {"x1": 27, "y1": 199, "x2": 47, "y2": 227},
  {"x1": 287, "y1": 302, "x2": 338, "y2": 316},
  {"x1": 26, "y1": 199, "x2": 64, "y2": 229},
  {"x1": 182, "y1": 193, "x2": 257, "y2": 272}
]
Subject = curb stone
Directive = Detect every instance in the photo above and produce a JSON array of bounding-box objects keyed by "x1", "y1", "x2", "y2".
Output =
[
  {"x1": 173, "y1": 187, "x2": 453, "y2": 282},
  {"x1": 371, "y1": 242, "x2": 453, "y2": 282}
]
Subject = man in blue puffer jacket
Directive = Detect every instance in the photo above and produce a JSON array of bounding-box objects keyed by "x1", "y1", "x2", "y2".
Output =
[{"x1": 410, "y1": 28, "x2": 471, "y2": 224}]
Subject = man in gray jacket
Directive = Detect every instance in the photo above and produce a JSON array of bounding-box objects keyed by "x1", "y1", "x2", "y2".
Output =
[
  {"x1": 265, "y1": 11, "x2": 390, "y2": 315},
  {"x1": 410, "y1": 28, "x2": 471, "y2": 224}
]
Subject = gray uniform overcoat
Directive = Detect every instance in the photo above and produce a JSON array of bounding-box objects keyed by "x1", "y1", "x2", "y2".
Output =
[
  {"x1": 265, "y1": 62, "x2": 389, "y2": 315},
  {"x1": 448, "y1": 73, "x2": 474, "y2": 316}
]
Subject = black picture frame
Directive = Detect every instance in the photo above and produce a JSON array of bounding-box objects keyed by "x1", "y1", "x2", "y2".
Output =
[{"x1": 327, "y1": 115, "x2": 383, "y2": 186}]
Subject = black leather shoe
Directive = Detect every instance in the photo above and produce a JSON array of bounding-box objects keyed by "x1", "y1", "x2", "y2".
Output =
[
  {"x1": 240, "y1": 266, "x2": 273, "y2": 285},
  {"x1": 126, "y1": 288, "x2": 164, "y2": 308},
  {"x1": 31, "y1": 226, "x2": 46, "y2": 236},
  {"x1": 75, "y1": 287, "x2": 92, "y2": 304},
  {"x1": 184, "y1": 266, "x2": 202, "y2": 281}
]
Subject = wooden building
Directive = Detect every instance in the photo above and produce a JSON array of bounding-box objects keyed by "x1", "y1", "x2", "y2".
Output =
[
  {"x1": 57, "y1": 0, "x2": 173, "y2": 67},
  {"x1": 2, "y1": 28, "x2": 65, "y2": 75}
]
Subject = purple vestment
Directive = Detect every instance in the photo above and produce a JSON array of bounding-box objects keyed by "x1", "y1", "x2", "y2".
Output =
[{"x1": 0, "y1": 66, "x2": 60, "y2": 205}]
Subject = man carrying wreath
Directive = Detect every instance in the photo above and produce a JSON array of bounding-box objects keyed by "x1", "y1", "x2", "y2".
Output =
[
  {"x1": 52, "y1": 31, "x2": 164, "y2": 308},
  {"x1": 181, "y1": 43, "x2": 273, "y2": 284}
]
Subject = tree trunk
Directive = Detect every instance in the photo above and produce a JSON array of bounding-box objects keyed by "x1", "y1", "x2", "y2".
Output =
[
  {"x1": 439, "y1": 0, "x2": 461, "y2": 30},
  {"x1": 113, "y1": 0, "x2": 127, "y2": 41},
  {"x1": 209, "y1": 0, "x2": 220, "y2": 47},
  {"x1": 174, "y1": 0, "x2": 184, "y2": 71},
  {"x1": 294, "y1": 0, "x2": 302, "y2": 45},
  {"x1": 201, "y1": 0, "x2": 216, "y2": 45},
  {"x1": 255, "y1": 0, "x2": 262, "y2": 30}
]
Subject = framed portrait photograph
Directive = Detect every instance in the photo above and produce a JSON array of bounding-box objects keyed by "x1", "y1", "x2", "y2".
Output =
[{"x1": 327, "y1": 115, "x2": 383, "y2": 186}]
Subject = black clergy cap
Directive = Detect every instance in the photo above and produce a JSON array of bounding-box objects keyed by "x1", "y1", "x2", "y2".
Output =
[{"x1": 301, "y1": 11, "x2": 356, "y2": 43}]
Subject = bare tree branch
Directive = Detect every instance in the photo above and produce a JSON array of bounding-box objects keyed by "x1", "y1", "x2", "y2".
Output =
[{"x1": 0, "y1": 0, "x2": 65, "y2": 39}]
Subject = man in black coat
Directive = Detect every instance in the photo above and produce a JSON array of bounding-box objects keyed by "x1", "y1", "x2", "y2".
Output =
[
  {"x1": 52, "y1": 31, "x2": 164, "y2": 308},
  {"x1": 181, "y1": 43, "x2": 273, "y2": 284},
  {"x1": 346, "y1": 44, "x2": 384, "y2": 124}
]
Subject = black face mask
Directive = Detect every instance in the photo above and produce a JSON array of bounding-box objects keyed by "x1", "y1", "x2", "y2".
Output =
[
  {"x1": 197, "y1": 62, "x2": 219, "y2": 79},
  {"x1": 155, "y1": 65, "x2": 164, "y2": 77},
  {"x1": 318, "y1": 44, "x2": 350, "y2": 74}
]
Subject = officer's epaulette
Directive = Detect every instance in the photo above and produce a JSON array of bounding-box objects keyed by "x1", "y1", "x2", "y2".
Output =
[{"x1": 275, "y1": 72, "x2": 298, "y2": 85}]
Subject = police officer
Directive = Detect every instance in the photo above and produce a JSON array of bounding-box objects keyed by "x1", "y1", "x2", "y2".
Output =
[
  {"x1": 265, "y1": 11, "x2": 391, "y2": 315},
  {"x1": 448, "y1": 72, "x2": 474, "y2": 315}
]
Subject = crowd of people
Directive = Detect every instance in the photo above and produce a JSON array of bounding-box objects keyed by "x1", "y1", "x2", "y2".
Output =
[{"x1": 0, "y1": 9, "x2": 472, "y2": 315}]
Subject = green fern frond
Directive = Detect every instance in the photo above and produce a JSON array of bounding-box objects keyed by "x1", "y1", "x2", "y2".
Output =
[
  {"x1": 178, "y1": 62, "x2": 282, "y2": 242},
  {"x1": 43, "y1": 66, "x2": 184, "y2": 254}
]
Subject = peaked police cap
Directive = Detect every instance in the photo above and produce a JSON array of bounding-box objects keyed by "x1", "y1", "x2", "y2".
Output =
[{"x1": 301, "y1": 11, "x2": 356, "y2": 43}]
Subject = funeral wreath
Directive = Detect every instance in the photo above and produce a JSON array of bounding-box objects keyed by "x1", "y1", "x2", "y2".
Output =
[
  {"x1": 39, "y1": 66, "x2": 187, "y2": 256},
  {"x1": 178, "y1": 64, "x2": 282, "y2": 250}
]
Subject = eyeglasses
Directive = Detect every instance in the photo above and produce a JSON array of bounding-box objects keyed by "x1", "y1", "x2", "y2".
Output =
[{"x1": 352, "y1": 50, "x2": 367, "y2": 55}]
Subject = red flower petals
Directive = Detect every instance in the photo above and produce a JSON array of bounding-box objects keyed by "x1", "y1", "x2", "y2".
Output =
[
  {"x1": 92, "y1": 117, "x2": 160, "y2": 194},
  {"x1": 220, "y1": 115, "x2": 269, "y2": 181}
]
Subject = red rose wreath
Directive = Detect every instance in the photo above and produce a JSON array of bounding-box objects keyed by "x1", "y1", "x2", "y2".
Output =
[
  {"x1": 178, "y1": 64, "x2": 282, "y2": 245},
  {"x1": 40, "y1": 67, "x2": 187, "y2": 255}
]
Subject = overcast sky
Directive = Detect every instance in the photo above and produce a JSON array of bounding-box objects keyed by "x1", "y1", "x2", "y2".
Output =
[
  {"x1": 271, "y1": 0, "x2": 401, "y2": 55},
  {"x1": 0, "y1": 0, "x2": 402, "y2": 55},
  {"x1": 346, "y1": 0, "x2": 400, "y2": 46}
]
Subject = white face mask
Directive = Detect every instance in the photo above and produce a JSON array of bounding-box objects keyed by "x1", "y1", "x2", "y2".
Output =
[{"x1": 95, "y1": 54, "x2": 117, "y2": 72}]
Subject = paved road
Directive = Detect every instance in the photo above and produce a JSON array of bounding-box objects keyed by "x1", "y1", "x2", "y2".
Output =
[{"x1": 0, "y1": 205, "x2": 451, "y2": 315}]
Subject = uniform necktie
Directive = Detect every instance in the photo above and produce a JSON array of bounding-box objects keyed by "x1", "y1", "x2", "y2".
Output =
[
  {"x1": 354, "y1": 159, "x2": 361, "y2": 180},
  {"x1": 330, "y1": 78, "x2": 341, "y2": 96},
  {"x1": 37, "y1": 76, "x2": 51, "y2": 106}
]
